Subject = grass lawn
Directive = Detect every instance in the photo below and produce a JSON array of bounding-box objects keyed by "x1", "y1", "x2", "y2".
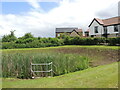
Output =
[
  {"x1": 2, "y1": 62, "x2": 118, "y2": 88},
  {"x1": 1, "y1": 45, "x2": 119, "y2": 51}
]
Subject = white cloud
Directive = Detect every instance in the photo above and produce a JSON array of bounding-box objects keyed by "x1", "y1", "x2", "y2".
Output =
[
  {"x1": 26, "y1": 0, "x2": 44, "y2": 12},
  {"x1": 0, "y1": 0, "x2": 119, "y2": 38},
  {"x1": 96, "y1": 1, "x2": 118, "y2": 18},
  {"x1": 27, "y1": 0, "x2": 40, "y2": 9}
]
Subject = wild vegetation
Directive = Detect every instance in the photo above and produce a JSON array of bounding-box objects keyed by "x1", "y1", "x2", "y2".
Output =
[
  {"x1": 53, "y1": 46, "x2": 119, "y2": 66},
  {"x1": 2, "y1": 45, "x2": 118, "y2": 79},
  {"x1": 2, "y1": 51, "x2": 89, "y2": 79},
  {"x1": 1, "y1": 31, "x2": 120, "y2": 49}
]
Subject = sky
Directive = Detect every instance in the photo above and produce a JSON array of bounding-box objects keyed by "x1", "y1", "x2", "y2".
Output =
[{"x1": 0, "y1": 0, "x2": 119, "y2": 38}]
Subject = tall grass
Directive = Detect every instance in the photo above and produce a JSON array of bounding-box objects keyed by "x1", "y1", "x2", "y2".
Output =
[{"x1": 2, "y1": 51, "x2": 89, "y2": 79}]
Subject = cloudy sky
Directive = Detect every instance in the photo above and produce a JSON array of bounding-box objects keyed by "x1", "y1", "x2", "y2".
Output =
[{"x1": 0, "y1": 0, "x2": 119, "y2": 38}]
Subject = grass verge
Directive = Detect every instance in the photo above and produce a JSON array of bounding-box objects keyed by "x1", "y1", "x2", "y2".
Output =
[
  {"x1": 1, "y1": 45, "x2": 119, "y2": 52},
  {"x1": 2, "y1": 62, "x2": 118, "y2": 88}
]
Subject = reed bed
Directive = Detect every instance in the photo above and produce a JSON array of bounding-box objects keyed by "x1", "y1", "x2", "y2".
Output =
[{"x1": 2, "y1": 51, "x2": 89, "y2": 79}]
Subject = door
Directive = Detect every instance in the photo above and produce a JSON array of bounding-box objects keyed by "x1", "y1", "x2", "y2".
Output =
[{"x1": 103, "y1": 27, "x2": 108, "y2": 38}]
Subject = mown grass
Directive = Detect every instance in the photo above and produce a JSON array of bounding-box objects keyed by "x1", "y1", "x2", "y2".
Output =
[
  {"x1": 2, "y1": 62, "x2": 118, "y2": 88},
  {"x1": 60, "y1": 45, "x2": 119, "y2": 50},
  {"x1": 1, "y1": 45, "x2": 119, "y2": 52}
]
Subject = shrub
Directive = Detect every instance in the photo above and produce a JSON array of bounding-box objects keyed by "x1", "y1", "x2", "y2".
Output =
[
  {"x1": 15, "y1": 39, "x2": 25, "y2": 44},
  {"x1": 63, "y1": 37, "x2": 119, "y2": 46},
  {"x1": 21, "y1": 33, "x2": 34, "y2": 39},
  {"x1": 71, "y1": 36, "x2": 80, "y2": 45},
  {"x1": 14, "y1": 44, "x2": 26, "y2": 48},
  {"x1": 107, "y1": 37, "x2": 120, "y2": 46},
  {"x1": 41, "y1": 38, "x2": 50, "y2": 43},
  {"x1": 83, "y1": 38, "x2": 94, "y2": 45},
  {"x1": 2, "y1": 42, "x2": 15, "y2": 49},
  {"x1": 63, "y1": 36, "x2": 72, "y2": 45}
]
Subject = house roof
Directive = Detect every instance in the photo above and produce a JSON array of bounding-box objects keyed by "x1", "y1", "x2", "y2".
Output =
[
  {"x1": 95, "y1": 18, "x2": 104, "y2": 25},
  {"x1": 70, "y1": 29, "x2": 83, "y2": 36},
  {"x1": 75, "y1": 29, "x2": 82, "y2": 32},
  {"x1": 56, "y1": 28, "x2": 78, "y2": 33},
  {"x1": 89, "y1": 16, "x2": 120, "y2": 27},
  {"x1": 102, "y1": 16, "x2": 120, "y2": 26}
]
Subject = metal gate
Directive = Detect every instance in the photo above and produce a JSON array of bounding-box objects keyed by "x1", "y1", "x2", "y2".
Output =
[{"x1": 31, "y1": 62, "x2": 53, "y2": 78}]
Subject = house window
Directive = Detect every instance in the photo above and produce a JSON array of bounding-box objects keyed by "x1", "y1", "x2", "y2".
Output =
[
  {"x1": 94, "y1": 26, "x2": 98, "y2": 33},
  {"x1": 91, "y1": 35, "x2": 94, "y2": 37},
  {"x1": 58, "y1": 34, "x2": 60, "y2": 37},
  {"x1": 85, "y1": 32, "x2": 89, "y2": 37},
  {"x1": 114, "y1": 25, "x2": 118, "y2": 32}
]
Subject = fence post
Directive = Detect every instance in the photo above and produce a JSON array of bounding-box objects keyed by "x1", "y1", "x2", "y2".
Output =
[{"x1": 51, "y1": 62, "x2": 53, "y2": 77}]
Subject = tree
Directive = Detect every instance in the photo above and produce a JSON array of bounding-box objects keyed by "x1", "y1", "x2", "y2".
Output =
[
  {"x1": 16, "y1": 33, "x2": 35, "y2": 44},
  {"x1": 2, "y1": 30, "x2": 17, "y2": 42},
  {"x1": 22, "y1": 33, "x2": 34, "y2": 39}
]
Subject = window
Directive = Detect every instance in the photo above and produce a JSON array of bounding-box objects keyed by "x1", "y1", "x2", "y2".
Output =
[
  {"x1": 91, "y1": 35, "x2": 94, "y2": 37},
  {"x1": 58, "y1": 34, "x2": 60, "y2": 37},
  {"x1": 85, "y1": 32, "x2": 89, "y2": 37},
  {"x1": 94, "y1": 26, "x2": 98, "y2": 33},
  {"x1": 114, "y1": 25, "x2": 118, "y2": 32}
]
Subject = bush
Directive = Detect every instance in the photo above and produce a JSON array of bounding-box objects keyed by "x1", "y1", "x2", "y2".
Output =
[
  {"x1": 107, "y1": 37, "x2": 120, "y2": 46},
  {"x1": 2, "y1": 42, "x2": 15, "y2": 49},
  {"x1": 63, "y1": 37, "x2": 119, "y2": 46},
  {"x1": 21, "y1": 33, "x2": 34, "y2": 39},
  {"x1": 71, "y1": 36, "x2": 80, "y2": 45},
  {"x1": 14, "y1": 44, "x2": 26, "y2": 48},
  {"x1": 15, "y1": 39, "x2": 25, "y2": 44},
  {"x1": 63, "y1": 36, "x2": 73, "y2": 45}
]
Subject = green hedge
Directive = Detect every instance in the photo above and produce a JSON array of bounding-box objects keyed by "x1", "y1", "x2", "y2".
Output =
[
  {"x1": 107, "y1": 37, "x2": 120, "y2": 46},
  {"x1": 63, "y1": 37, "x2": 106, "y2": 45},
  {"x1": 63, "y1": 36, "x2": 120, "y2": 46},
  {"x1": 2, "y1": 38, "x2": 64, "y2": 49},
  {"x1": 1, "y1": 37, "x2": 120, "y2": 49}
]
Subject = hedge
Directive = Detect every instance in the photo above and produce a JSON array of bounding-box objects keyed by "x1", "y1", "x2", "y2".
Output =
[
  {"x1": 1, "y1": 37, "x2": 120, "y2": 49},
  {"x1": 63, "y1": 36, "x2": 120, "y2": 46}
]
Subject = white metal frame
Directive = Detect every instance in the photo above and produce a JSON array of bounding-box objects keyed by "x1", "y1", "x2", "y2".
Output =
[{"x1": 31, "y1": 62, "x2": 53, "y2": 77}]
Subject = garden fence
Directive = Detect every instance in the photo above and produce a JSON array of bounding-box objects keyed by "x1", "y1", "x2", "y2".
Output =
[{"x1": 31, "y1": 62, "x2": 53, "y2": 78}]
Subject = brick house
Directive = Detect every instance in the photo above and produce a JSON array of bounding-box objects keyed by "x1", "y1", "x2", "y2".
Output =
[{"x1": 56, "y1": 28, "x2": 83, "y2": 37}]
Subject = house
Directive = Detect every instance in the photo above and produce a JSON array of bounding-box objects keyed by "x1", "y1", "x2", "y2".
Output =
[
  {"x1": 88, "y1": 16, "x2": 120, "y2": 38},
  {"x1": 56, "y1": 28, "x2": 83, "y2": 37}
]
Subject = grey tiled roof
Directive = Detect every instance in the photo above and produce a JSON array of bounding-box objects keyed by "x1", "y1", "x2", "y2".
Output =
[{"x1": 56, "y1": 28, "x2": 78, "y2": 33}]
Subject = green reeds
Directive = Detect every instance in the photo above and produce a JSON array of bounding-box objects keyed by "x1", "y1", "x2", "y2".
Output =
[{"x1": 2, "y1": 51, "x2": 89, "y2": 79}]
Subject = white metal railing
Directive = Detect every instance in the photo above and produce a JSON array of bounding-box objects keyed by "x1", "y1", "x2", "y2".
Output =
[{"x1": 31, "y1": 62, "x2": 53, "y2": 78}]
